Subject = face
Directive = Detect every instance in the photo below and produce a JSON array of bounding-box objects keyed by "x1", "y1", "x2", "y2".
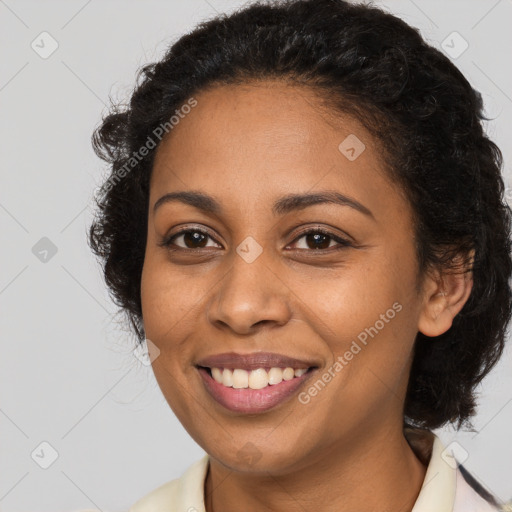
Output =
[{"x1": 140, "y1": 80, "x2": 429, "y2": 473}]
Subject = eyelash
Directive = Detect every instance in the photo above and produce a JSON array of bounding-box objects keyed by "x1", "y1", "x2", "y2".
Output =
[{"x1": 158, "y1": 226, "x2": 352, "y2": 253}]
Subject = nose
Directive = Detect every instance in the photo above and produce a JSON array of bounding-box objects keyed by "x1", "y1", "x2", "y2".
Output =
[{"x1": 206, "y1": 250, "x2": 292, "y2": 335}]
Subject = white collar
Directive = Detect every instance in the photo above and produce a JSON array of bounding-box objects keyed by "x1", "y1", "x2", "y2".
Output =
[{"x1": 409, "y1": 428, "x2": 456, "y2": 512}]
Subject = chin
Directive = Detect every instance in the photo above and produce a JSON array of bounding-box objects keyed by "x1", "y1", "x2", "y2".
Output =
[{"x1": 208, "y1": 439, "x2": 311, "y2": 475}]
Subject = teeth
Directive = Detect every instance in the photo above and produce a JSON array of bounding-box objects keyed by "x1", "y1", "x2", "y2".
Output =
[
  {"x1": 222, "y1": 368, "x2": 233, "y2": 387},
  {"x1": 232, "y1": 369, "x2": 249, "y2": 388},
  {"x1": 248, "y1": 368, "x2": 268, "y2": 389},
  {"x1": 210, "y1": 366, "x2": 309, "y2": 389},
  {"x1": 212, "y1": 367, "x2": 223, "y2": 383},
  {"x1": 283, "y1": 367, "x2": 295, "y2": 380},
  {"x1": 268, "y1": 367, "x2": 283, "y2": 385}
]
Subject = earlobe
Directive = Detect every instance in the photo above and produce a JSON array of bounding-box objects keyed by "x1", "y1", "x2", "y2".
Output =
[{"x1": 417, "y1": 252, "x2": 474, "y2": 338}]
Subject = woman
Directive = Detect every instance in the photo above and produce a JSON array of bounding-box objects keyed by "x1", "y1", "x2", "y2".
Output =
[{"x1": 88, "y1": 0, "x2": 512, "y2": 510}]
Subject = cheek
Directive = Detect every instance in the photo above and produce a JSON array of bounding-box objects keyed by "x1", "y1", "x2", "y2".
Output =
[
  {"x1": 140, "y1": 253, "x2": 205, "y2": 343},
  {"x1": 305, "y1": 259, "x2": 416, "y2": 387},
  {"x1": 300, "y1": 277, "x2": 414, "y2": 440},
  {"x1": 140, "y1": 255, "x2": 208, "y2": 423}
]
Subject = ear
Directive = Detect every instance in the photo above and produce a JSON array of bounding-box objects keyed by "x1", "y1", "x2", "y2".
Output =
[{"x1": 417, "y1": 250, "x2": 475, "y2": 338}]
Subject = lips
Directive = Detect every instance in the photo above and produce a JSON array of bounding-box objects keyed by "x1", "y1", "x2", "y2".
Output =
[
  {"x1": 195, "y1": 351, "x2": 319, "y2": 413},
  {"x1": 195, "y1": 351, "x2": 317, "y2": 371}
]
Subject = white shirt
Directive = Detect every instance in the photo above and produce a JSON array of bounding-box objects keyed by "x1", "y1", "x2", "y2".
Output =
[{"x1": 129, "y1": 429, "x2": 506, "y2": 512}]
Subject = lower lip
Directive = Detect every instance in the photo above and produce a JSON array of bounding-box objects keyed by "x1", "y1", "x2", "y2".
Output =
[{"x1": 197, "y1": 367, "x2": 314, "y2": 414}]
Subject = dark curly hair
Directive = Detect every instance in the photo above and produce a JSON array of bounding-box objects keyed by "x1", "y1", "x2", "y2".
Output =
[{"x1": 88, "y1": 0, "x2": 512, "y2": 431}]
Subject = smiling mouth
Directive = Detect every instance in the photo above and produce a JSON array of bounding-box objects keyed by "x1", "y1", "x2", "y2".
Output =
[
  {"x1": 194, "y1": 351, "x2": 319, "y2": 413},
  {"x1": 199, "y1": 365, "x2": 314, "y2": 390},
  {"x1": 196, "y1": 364, "x2": 317, "y2": 414}
]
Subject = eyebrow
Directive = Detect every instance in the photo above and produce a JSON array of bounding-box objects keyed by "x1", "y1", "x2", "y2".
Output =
[{"x1": 153, "y1": 190, "x2": 375, "y2": 219}]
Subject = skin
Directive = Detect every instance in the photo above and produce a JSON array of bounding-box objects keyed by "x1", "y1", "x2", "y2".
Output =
[{"x1": 140, "y1": 80, "x2": 473, "y2": 512}]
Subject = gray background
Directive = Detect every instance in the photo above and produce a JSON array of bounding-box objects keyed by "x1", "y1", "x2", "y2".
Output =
[{"x1": 1, "y1": 0, "x2": 511, "y2": 511}]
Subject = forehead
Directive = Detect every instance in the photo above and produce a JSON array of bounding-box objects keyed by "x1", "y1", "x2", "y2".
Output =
[
  {"x1": 154, "y1": 80, "x2": 374, "y2": 162},
  {"x1": 149, "y1": 80, "x2": 402, "y2": 219}
]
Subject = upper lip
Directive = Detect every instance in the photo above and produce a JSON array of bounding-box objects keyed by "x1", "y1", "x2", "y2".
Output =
[{"x1": 195, "y1": 352, "x2": 318, "y2": 371}]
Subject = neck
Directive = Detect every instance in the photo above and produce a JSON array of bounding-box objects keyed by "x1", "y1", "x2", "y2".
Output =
[{"x1": 204, "y1": 424, "x2": 428, "y2": 512}]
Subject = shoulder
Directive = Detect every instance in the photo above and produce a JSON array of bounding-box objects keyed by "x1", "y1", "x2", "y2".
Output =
[{"x1": 128, "y1": 454, "x2": 209, "y2": 512}]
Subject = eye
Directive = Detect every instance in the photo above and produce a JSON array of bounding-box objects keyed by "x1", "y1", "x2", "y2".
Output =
[
  {"x1": 159, "y1": 226, "x2": 352, "y2": 252},
  {"x1": 159, "y1": 228, "x2": 221, "y2": 250},
  {"x1": 288, "y1": 228, "x2": 352, "y2": 251}
]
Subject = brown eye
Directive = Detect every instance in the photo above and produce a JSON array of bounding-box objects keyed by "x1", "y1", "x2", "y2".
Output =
[
  {"x1": 159, "y1": 227, "x2": 351, "y2": 253},
  {"x1": 160, "y1": 229, "x2": 220, "y2": 250},
  {"x1": 290, "y1": 228, "x2": 351, "y2": 251}
]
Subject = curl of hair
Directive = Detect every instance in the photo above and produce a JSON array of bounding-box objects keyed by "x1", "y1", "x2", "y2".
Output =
[{"x1": 88, "y1": 0, "x2": 512, "y2": 430}]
